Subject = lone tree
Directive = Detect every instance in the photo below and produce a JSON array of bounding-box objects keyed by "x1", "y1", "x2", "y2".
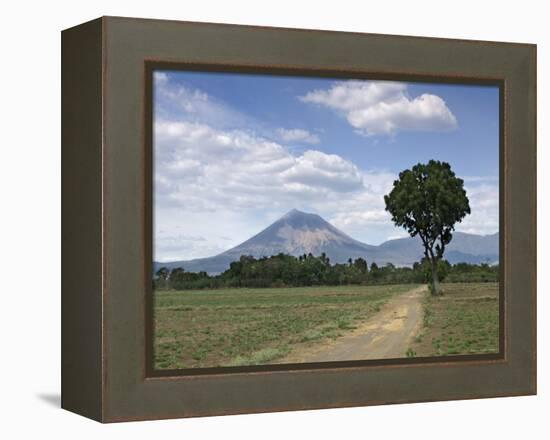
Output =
[{"x1": 384, "y1": 160, "x2": 470, "y2": 295}]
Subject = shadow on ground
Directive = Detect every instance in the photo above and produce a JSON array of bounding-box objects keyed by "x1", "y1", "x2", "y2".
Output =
[{"x1": 37, "y1": 393, "x2": 61, "y2": 408}]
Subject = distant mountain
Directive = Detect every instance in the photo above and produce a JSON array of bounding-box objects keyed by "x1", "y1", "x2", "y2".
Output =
[
  {"x1": 378, "y1": 231, "x2": 499, "y2": 265},
  {"x1": 155, "y1": 209, "x2": 499, "y2": 274}
]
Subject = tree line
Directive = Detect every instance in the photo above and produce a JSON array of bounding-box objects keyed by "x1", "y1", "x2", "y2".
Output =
[{"x1": 154, "y1": 253, "x2": 499, "y2": 291}]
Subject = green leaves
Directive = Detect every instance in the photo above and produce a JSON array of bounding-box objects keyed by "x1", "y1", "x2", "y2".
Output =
[{"x1": 385, "y1": 160, "x2": 470, "y2": 243}]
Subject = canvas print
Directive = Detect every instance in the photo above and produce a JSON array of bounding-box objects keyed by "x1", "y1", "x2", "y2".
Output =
[{"x1": 152, "y1": 70, "x2": 500, "y2": 370}]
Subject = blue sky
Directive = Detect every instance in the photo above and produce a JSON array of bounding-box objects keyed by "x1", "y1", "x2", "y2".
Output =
[{"x1": 153, "y1": 70, "x2": 499, "y2": 262}]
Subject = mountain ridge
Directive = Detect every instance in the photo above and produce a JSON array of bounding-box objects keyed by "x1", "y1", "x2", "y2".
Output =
[{"x1": 155, "y1": 209, "x2": 498, "y2": 274}]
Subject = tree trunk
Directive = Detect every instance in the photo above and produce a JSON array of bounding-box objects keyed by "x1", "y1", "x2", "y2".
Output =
[{"x1": 430, "y1": 258, "x2": 442, "y2": 296}]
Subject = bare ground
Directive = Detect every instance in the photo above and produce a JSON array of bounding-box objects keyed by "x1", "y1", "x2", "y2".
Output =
[{"x1": 278, "y1": 285, "x2": 428, "y2": 363}]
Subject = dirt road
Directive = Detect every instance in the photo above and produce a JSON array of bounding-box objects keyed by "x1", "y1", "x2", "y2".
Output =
[{"x1": 281, "y1": 285, "x2": 428, "y2": 363}]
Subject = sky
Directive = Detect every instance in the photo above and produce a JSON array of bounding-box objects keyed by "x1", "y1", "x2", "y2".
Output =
[{"x1": 153, "y1": 70, "x2": 499, "y2": 262}]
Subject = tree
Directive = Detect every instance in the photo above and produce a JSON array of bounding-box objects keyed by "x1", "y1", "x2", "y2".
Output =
[
  {"x1": 353, "y1": 257, "x2": 368, "y2": 274},
  {"x1": 155, "y1": 267, "x2": 169, "y2": 281},
  {"x1": 384, "y1": 160, "x2": 470, "y2": 295},
  {"x1": 369, "y1": 262, "x2": 380, "y2": 281},
  {"x1": 154, "y1": 267, "x2": 170, "y2": 289},
  {"x1": 170, "y1": 267, "x2": 185, "y2": 278}
]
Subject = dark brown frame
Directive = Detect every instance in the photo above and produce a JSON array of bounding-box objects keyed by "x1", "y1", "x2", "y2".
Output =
[
  {"x1": 62, "y1": 16, "x2": 536, "y2": 422},
  {"x1": 144, "y1": 62, "x2": 506, "y2": 377}
]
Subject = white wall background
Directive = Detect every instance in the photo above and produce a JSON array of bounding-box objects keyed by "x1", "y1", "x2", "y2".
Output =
[{"x1": 0, "y1": 0, "x2": 546, "y2": 437}]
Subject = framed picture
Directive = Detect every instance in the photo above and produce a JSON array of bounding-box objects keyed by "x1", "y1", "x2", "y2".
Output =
[{"x1": 62, "y1": 16, "x2": 536, "y2": 422}]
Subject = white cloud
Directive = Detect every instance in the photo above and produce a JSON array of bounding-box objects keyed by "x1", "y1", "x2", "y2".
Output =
[
  {"x1": 280, "y1": 150, "x2": 363, "y2": 192},
  {"x1": 154, "y1": 119, "x2": 367, "y2": 258},
  {"x1": 386, "y1": 233, "x2": 411, "y2": 241},
  {"x1": 457, "y1": 183, "x2": 499, "y2": 236},
  {"x1": 154, "y1": 115, "x2": 498, "y2": 256},
  {"x1": 154, "y1": 71, "x2": 168, "y2": 85},
  {"x1": 324, "y1": 171, "x2": 398, "y2": 244},
  {"x1": 462, "y1": 175, "x2": 498, "y2": 183},
  {"x1": 331, "y1": 210, "x2": 390, "y2": 227},
  {"x1": 154, "y1": 73, "x2": 254, "y2": 130},
  {"x1": 154, "y1": 120, "x2": 363, "y2": 207},
  {"x1": 153, "y1": 74, "x2": 494, "y2": 260},
  {"x1": 155, "y1": 227, "x2": 230, "y2": 262},
  {"x1": 299, "y1": 80, "x2": 457, "y2": 136},
  {"x1": 276, "y1": 128, "x2": 320, "y2": 144}
]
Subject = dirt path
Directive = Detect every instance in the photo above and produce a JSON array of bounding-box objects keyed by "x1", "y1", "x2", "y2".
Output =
[{"x1": 280, "y1": 285, "x2": 428, "y2": 363}]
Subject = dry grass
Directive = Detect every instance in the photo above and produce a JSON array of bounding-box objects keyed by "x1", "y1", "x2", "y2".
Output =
[
  {"x1": 411, "y1": 282, "x2": 499, "y2": 357},
  {"x1": 153, "y1": 284, "x2": 414, "y2": 369}
]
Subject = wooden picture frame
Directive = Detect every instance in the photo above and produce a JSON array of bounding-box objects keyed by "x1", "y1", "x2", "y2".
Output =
[{"x1": 62, "y1": 16, "x2": 536, "y2": 422}]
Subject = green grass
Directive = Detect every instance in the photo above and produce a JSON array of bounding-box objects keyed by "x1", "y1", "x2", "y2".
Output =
[
  {"x1": 154, "y1": 284, "x2": 415, "y2": 369},
  {"x1": 412, "y1": 282, "x2": 499, "y2": 357}
]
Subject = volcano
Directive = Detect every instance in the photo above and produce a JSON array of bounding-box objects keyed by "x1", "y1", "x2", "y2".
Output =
[{"x1": 155, "y1": 209, "x2": 498, "y2": 274}]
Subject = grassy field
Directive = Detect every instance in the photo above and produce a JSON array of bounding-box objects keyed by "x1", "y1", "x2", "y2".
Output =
[
  {"x1": 411, "y1": 282, "x2": 499, "y2": 357},
  {"x1": 153, "y1": 284, "x2": 414, "y2": 369}
]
